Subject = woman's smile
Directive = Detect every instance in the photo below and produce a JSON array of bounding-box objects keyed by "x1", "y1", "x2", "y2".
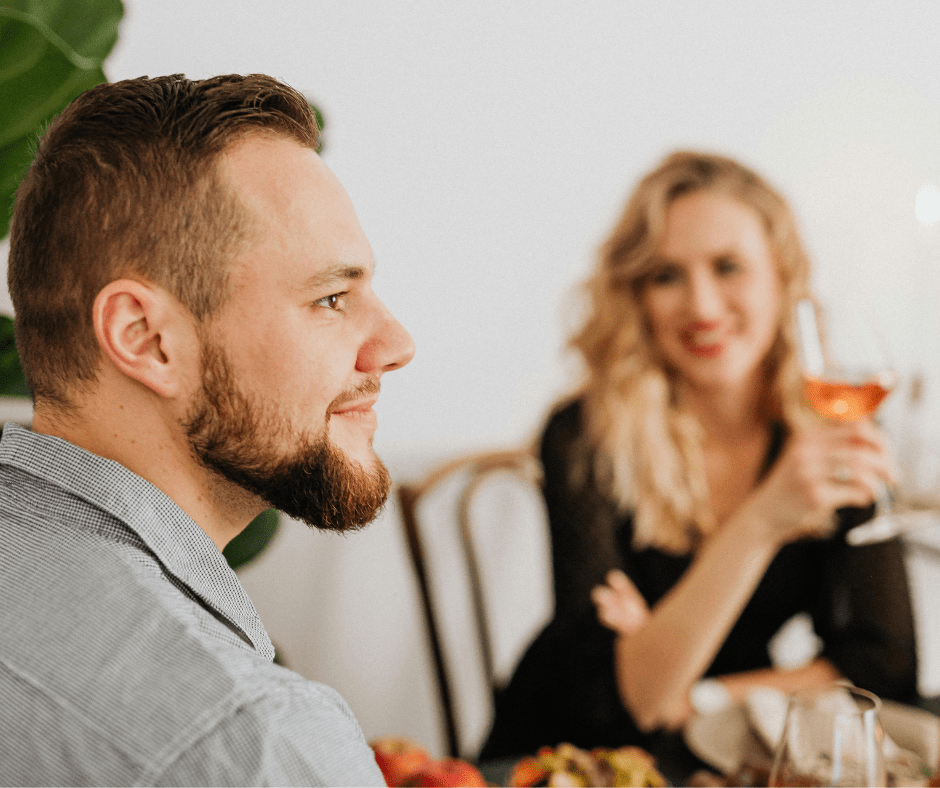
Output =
[{"x1": 681, "y1": 321, "x2": 728, "y2": 358}]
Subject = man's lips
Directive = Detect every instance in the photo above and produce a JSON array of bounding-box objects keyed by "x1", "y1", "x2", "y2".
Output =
[{"x1": 330, "y1": 397, "x2": 378, "y2": 417}]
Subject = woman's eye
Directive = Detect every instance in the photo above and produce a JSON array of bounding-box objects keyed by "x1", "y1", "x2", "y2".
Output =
[
  {"x1": 715, "y1": 256, "x2": 741, "y2": 275},
  {"x1": 648, "y1": 266, "x2": 681, "y2": 286}
]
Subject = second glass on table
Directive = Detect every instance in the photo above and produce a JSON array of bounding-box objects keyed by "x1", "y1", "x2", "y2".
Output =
[{"x1": 769, "y1": 684, "x2": 886, "y2": 787}]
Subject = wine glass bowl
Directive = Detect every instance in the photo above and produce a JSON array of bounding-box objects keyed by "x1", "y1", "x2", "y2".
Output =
[
  {"x1": 795, "y1": 297, "x2": 900, "y2": 544},
  {"x1": 803, "y1": 370, "x2": 896, "y2": 423},
  {"x1": 769, "y1": 685, "x2": 886, "y2": 787},
  {"x1": 795, "y1": 297, "x2": 897, "y2": 421}
]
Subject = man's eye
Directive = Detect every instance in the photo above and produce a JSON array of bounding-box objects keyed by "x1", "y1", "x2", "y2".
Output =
[{"x1": 314, "y1": 293, "x2": 346, "y2": 310}]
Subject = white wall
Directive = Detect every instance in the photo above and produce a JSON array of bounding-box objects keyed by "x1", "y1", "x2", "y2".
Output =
[
  {"x1": 90, "y1": 0, "x2": 940, "y2": 457},
  {"x1": 7, "y1": 0, "x2": 940, "y2": 756}
]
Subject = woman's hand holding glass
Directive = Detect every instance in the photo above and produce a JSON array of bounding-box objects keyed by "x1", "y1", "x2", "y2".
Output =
[
  {"x1": 743, "y1": 420, "x2": 897, "y2": 548},
  {"x1": 795, "y1": 297, "x2": 906, "y2": 545}
]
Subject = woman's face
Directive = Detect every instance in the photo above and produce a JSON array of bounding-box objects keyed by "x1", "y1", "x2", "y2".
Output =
[{"x1": 641, "y1": 189, "x2": 782, "y2": 395}]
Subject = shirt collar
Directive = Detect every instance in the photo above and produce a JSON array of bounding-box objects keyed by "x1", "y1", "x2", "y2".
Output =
[{"x1": 0, "y1": 423, "x2": 274, "y2": 659}]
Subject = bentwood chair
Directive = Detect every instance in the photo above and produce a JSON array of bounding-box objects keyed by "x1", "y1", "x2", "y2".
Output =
[{"x1": 398, "y1": 448, "x2": 553, "y2": 761}]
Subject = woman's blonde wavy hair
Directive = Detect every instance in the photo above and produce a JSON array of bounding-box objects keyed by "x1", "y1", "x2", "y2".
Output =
[{"x1": 571, "y1": 151, "x2": 813, "y2": 554}]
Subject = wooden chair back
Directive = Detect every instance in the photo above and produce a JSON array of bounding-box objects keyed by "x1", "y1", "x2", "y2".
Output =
[{"x1": 398, "y1": 448, "x2": 552, "y2": 759}]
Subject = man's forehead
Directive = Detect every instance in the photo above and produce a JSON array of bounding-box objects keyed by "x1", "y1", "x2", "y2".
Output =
[
  {"x1": 218, "y1": 132, "x2": 337, "y2": 206},
  {"x1": 217, "y1": 133, "x2": 375, "y2": 286}
]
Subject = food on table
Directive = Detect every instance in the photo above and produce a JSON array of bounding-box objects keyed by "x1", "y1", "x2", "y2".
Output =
[
  {"x1": 370, "y1": 737, "x2": 432, "y2": 786},
  {"x1": 405, "y1": 757, "x2": 487, "y2": 787},
  {"x1": 508, "y1": 742, "x2": 666, "y2": 787},
  {"x1": 369, "y1": 737, "x2": 486, "y2": 787}
]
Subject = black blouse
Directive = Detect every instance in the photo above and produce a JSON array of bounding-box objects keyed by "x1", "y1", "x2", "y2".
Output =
[{"x1": 481, "y1": 400, "x2": 918, "y2": 769}]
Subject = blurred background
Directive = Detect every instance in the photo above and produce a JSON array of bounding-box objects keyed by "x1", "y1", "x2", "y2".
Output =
[{"x1": 4, "y1": 0, "x2": 940, "y2": 758}]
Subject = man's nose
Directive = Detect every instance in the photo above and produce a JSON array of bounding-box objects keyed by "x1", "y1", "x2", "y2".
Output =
[{"x1": 357, "y1": 299, "x2": 416, "y2": 374}]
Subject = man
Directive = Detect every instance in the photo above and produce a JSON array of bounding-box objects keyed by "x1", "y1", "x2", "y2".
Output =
[{"x1": 0, "y1": 74, "x2": 414, "y2": 785}]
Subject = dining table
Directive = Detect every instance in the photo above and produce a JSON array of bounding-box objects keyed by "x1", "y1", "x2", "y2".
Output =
[{"x1": 477, "y1": 693, "x2": 940, "y2": 787}]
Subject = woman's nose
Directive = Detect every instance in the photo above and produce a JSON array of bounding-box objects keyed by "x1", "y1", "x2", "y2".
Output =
[{"x1": 686, "y1": 272, "x2": 724, "y2": 319}]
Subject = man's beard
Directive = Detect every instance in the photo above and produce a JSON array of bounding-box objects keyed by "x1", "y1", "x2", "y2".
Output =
[{"x1": 183, "y1": 338, "x2": 391, "y2": 532}]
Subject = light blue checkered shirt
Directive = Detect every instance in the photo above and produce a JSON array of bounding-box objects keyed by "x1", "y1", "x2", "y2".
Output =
[{"x1": 0, "y1": 423, "x2": 383, "y2": 787}]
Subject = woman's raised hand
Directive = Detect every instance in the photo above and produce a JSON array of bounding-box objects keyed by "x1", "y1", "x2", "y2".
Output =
[
  {"x1": 591, "y1": 569, "x2": 650, "y2": 635},
  {"x1": 744, "y1": 420, "x2": 896, "y2": 547}
]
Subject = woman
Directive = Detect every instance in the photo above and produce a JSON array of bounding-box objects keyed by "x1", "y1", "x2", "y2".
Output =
[{"x1": 480, "y1": 151, "x2": 917, "y2": 772}]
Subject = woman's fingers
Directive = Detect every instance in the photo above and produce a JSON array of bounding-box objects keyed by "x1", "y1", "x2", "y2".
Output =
[
  {"x1": 823, "y1": 431, "x2": 896, "y2": 503},
  {"x1": 591, "y1": 586, "x2": 619, "y2": 631},
  {"x1": 607, "y1": 569, "x2": 637, "y2": 592},
  {"x1": 592, "y1": 570, "x2": 649, "y2": 635},
  {"x1": 751, "y1": 420, "x2": 898, "y2": 545}
]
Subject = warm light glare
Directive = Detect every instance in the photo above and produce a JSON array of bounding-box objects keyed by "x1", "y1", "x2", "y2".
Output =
[{"x1": 915, "y1": 184, "x2": 940, "y2": 226}]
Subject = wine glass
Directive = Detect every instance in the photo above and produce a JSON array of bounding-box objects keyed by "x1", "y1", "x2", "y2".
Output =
[
  {"x1": 769, "y1": 684, "x2": 886, "y2": 787},
  {"x1": 794, "y1": 298, "x2": 899, "y2": 545}
]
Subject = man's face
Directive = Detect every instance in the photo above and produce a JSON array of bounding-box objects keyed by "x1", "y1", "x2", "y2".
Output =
[{"x1": 184, "y1": 133, "x2": 415, "y2": 530}]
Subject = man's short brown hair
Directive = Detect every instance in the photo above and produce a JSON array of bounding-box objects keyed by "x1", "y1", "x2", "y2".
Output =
[{"x1": 8, "y1": 73, "x2": 320, "y2": 407}]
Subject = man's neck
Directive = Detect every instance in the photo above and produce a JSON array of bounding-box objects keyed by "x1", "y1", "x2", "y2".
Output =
[{"x1": 31, "y1": 388, "x2": 261, "y2": 551}]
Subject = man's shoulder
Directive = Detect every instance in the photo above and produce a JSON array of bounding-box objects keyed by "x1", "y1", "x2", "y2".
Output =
[
  {"x1": 0, "y1": 508, "x2": 382, "y2": 785},
  {"x1": 0, "y1": 630, "x2": 382, "y2": 785},
  {"x1": 154, "y1": 669, "x2": 384, "y2": 786},
  {"x1": 0, "y1": 513, "x2": 244, "y2": 758}
]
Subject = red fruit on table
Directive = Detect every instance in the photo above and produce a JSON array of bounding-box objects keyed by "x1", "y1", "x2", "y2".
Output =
[
  {"x1": 411, "y1": 758, "x2": 487, "y2": 787},
  {"x1": 508, "y1": 756, "x2": 547, "y2": 787},
  {"x1": 369, "y1": 736, "x2": 431, "y2": 787}
]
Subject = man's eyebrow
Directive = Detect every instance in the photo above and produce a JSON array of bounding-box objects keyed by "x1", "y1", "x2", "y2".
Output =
[{"x1": 300, "y1": 264, "x2": 369, "y2": 290}]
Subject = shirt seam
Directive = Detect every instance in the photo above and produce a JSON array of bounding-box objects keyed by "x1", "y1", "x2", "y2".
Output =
[
  {"x1": 135, "y1": 692, "x2": 255, "y2": 786},
  {"x1": 0, "y1": 651, "x2": 251, "y2": 785},
  {"x1": 139, "y1": 686, "x2": 333, "y2": 787}
]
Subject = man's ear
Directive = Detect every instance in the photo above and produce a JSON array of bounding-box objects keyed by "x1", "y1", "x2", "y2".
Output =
[{"x1": 93, "y1": 279, "x2": 195, "y2": 398}]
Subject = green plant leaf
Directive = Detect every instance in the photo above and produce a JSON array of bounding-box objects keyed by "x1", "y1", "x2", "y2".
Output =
[
  {"x1": 1, "y1": 0, "x2": 123, "y2": 63},
  {"x1": 0, "y1": 3, "x2": 120, "y2": 146},
  {"x1": 223, "y1": 508, "x2": 280, "y2": 571},
  {"x1": 0, "y1": 134, "x2": 33, "y2": 238},
  {"x1": 0, "y1": 52, "x2": 106, "y2": 148},
  {"x1": 0, "y1": 0, "x2": 123, "y2": 238},
  {"x1": 0, "y1": 9, "x2": 47, "y2": 81},
  {"x1": 308, "y1": 100, "x2": 325, "y2": 153},
  {"x1": 0, "y1": 315, "x2": 28, "y2": 396},
  {"x1": 30, "y1": 0, "x2": 124, "y2": 63}
]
